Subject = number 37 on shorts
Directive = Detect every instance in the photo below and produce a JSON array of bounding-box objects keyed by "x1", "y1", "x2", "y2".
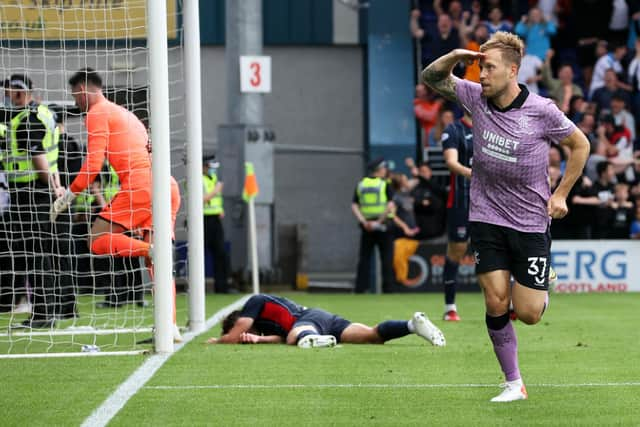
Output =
[{"x1": 527, "y1": 257, "x2": 548, "y2": 286}]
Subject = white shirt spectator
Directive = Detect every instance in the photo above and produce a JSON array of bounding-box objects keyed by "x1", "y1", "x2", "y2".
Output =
[
  {"x1": 538, "y1": 0, "x2": 558, "y2": 24},
  {"x1": 589, "y1": 54, "x2": 624, "y2": 97},
  {"x1": 614, "y1": 110, "x2": 636, "y2": 142},
  {"x1": 609, "y1": 0, "x2": 629, "y2": 31},
  {"x1": 518, "y1": 54, "x2": 543, "y2": 94}
]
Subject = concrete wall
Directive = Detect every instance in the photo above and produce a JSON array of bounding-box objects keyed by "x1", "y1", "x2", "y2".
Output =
[
  {"x1": 201, "y1": 46, "x2": 364, "y2": 273},
  {"x1": 0, "y1": 45, "x2": 364, "y2": 273}
]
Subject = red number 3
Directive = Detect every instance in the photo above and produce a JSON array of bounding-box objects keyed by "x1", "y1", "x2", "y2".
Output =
[{"x1": 250, "y1": 62, "x2": 261, "y2": 87}]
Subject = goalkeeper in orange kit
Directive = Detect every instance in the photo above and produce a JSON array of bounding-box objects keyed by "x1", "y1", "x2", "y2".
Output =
[{"x1": 50, "y1": 68, "x2": 182, "y2": 340}]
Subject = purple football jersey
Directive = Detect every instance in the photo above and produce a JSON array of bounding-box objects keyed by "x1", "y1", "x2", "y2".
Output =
[{"x1": 456, "y1": 79, "x2": 576, "y2": 232}]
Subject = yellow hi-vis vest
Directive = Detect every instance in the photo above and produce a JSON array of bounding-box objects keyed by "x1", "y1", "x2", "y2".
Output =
[
  {"x1": 203, "y1": 173, "x2": 223, "y2": 216},
  {"x1": 1, "y1": 104, "x2": 59, "y2": 183},
  {"x1": 103, "y1": 164, "x2": 120, "y2": 203},
  {"x1": 74, "y1": 164, "x2": 120, "y2": 212},
  {"x1": 356, "y1": 176, "x2": 388, "y2": 219}
]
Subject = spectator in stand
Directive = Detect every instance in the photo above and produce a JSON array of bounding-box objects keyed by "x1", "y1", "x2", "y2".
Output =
[
  {"x1": 414, "y1": 83, "x2": 444, "y2": 146},
  {"x1": 537, "y1": 0, "x2": 559, "y2": 25},
  {"x1": 430, "y1": 14, "x2": 461, "y2": 67},
  {"x1": 389, "y1": 171, "x2": 420, "y2": 286},
  {"x1": 586, "y1": 128, "x2": 634, "y2": 182},
  {"x1": 599, "y1": 114, "x2": 635, "y2": 182},
  {"x1": 427, "y1": 109, "x2": 455, "y2": 147},
  {"x1": 390, "y1": 172, "x2": 419, "y2": 239},
  {"x1": 593, "y1": 160, "x2": 618, "y2": 238},
  {"x1": 568, "y1": 95, "x2": 588, "y2": 124},
  {"x1": 572, "y1": 2, "x2": 613, "y2": 89},
  {"x1": 410, "y1": 162, "x2": 447, "y2": 241},
  {"x1": 549, "y1": 144, "x2": 566, "y2": 174},
  {"x1": 607, "y1": 182, "x2": 634, "y2": 238},
  {"x1": 459, "y1": 6, "x2": 487, "y2": 83},
  {"x1": 549, "y1": 165, "x2": 600, "y2": 239},
  {"x1": 434, "y1": 0, "x2": 465, "y2": 30},
  {"x1": 627, "y1": 38, "x2": 640, "y2": 120},
  {"x1": 591, "y1": 69, "x2": 632, "y2": 118},
  {"x1": 515, "y1": 7, "x2": 556, "y2": 61},
  {"x1": 411, "y1": 12, "x2": 460, "y2": 68},
  {"x1": 518, "y1": 44, "x2": 543, "y2": 94},
  {"x1": 629, "y1": 203, "x2": 640, "y2": 238},
  {"x1": 589, "y1": 43, "x2": 629, "y2": 98},
  {"x1": 577, "y1": 112, "x2": 598, "y2": 153},
  {"x1": 608, "y1": 0, "x2": 630, "y2": 48},
  {"x1": 484, "y1": 6, "x2": 512, "y2": 35},
  {"x1": 610, "y1": 93, "x2": 636, "y2": 142},
  {"x1": 541, "y1": 49, "x2": 583, "y2": 114}
]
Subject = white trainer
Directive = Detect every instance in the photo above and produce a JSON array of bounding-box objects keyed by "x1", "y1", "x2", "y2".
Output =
[
  {"x1": 13, "y1": 301, "x2": 32, "y2": 314},
  {"x1": 411, "y1": 312, "x2": 446, "y2": 346},
  {"x1": 297, "y1": 334, "x2": 337, "y2": 349},
  {"x1": 490, "y1": 379, "x2": 528, "y2": 402},
  {"x1": 173, "y1": 324, "x2": 184, "y2": 343}
]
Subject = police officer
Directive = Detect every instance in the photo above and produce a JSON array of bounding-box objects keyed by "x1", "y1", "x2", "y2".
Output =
[
  {"x1": 1, "y1": 75, "x2": 64, "y2": 327},
  {"x1": 51, "y1": 113, "x2": 82, "y2": 318},
  {"x1": 203, "y1": 155, "x2": 229, "y2": 293},
  {"x1": 351, "y1": 157, "x2": 395, "y2": 293}
]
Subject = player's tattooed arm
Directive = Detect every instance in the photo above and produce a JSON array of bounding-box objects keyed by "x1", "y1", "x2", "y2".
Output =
[
  {"x1": 422, "y1": 69, "x2": 458, "y2": 102},
  {"x1": 421, "y1": 49, "x2": 484, "y2": 102}
]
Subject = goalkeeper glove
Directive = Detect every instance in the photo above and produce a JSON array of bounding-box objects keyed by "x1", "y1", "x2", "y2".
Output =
[{"x1": 50, "y1": 188, "x2": 76, "y2": 222}]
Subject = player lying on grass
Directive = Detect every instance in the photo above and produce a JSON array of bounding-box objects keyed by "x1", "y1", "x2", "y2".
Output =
[{"x1": 207, "y1": 294, "x2": 446, "y2": 348}]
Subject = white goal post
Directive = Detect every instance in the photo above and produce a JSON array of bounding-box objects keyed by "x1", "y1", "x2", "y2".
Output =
[{"x1": 0, "y1": 0, "x2": 205, "y2": 358}]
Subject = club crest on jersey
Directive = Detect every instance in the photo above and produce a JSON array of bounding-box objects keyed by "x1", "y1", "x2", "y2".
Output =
[{"x1": 516, "y1": 115, "x2": 534, "y2": 135}]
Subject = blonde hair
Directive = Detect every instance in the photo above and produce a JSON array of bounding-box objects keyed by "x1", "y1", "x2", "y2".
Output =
[{"x1": 479, "y1": 31, "x2": 524, "y2": 68}]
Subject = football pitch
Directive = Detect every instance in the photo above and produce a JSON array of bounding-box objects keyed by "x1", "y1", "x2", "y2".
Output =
[{"x1": 1, "y1": 292, "x2": 639, "y2": 426}]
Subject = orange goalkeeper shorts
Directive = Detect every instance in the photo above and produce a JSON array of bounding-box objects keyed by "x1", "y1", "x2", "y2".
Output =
[{"x1": 98, "y1": 177, "x2": 181, "y2": 238}]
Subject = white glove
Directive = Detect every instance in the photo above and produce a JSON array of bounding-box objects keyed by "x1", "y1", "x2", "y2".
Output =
[{"x1": 50, "y1": 189, "x2": 76, "y2": 222}]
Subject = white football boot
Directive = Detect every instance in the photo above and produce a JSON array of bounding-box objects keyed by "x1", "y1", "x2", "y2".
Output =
[
  {"x1": 297, "y1": 334, "x2": 337, "y2": 349},
  {"x1": 173, "y1": 324, "x2": 184, "y2": 343},
  {"x1": 490, "y1": 378, "x2": 528, "y2": 402},
  {"x1": 411, "y1": 312, "x2": 446, "y2": 346}
]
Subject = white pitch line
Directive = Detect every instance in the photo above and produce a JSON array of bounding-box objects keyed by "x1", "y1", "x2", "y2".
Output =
[
  {"x1": 81, "y1": 295, "x2": 250, "y2": 427},
  {"x1": 145, "y1": 382, "x2": 640, "y2": 390}
]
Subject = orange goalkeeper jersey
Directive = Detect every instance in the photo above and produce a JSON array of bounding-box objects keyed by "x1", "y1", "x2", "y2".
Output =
[{"x1": 70, "y1": 98, "x2": 151, "y2": 194}]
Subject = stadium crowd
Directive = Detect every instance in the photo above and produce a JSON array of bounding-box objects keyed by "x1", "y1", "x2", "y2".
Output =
[{"x1": 411, "y1": 0, "x2": 640, "y2": 240}]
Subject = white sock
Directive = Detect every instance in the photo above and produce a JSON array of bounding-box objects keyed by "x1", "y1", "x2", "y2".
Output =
[
  {"x1": 445, "y1": 304, "x2": 457, "y2": 312},
  {"x1": 407, "y1": 320, "x2": 415, "y2": 333},
  {"x1": 506, "y1": 378, "x2": 523, "y2": 386}
]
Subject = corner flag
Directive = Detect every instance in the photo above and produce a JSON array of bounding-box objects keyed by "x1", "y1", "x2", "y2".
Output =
[{"x1": 242, "y1": 162, "x2": 259, "y2": 201}]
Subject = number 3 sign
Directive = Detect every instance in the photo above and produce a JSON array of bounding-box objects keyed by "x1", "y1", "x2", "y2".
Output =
[{"x1": 240, "y1": 56, "x2": 272, "y2": 93}]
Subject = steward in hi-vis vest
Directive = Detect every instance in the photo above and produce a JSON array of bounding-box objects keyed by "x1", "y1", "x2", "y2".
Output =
[
  {"x1": 350, "y1": 157, "x2": 395, "y2": 294},
  {"x1": 202, "y1": 154, "x2": 230, "y2": 294}
]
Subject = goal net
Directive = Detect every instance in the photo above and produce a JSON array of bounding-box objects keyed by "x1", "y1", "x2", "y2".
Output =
[{"x1": 0, "y1": 0, "x2": 191, "y2": 357}]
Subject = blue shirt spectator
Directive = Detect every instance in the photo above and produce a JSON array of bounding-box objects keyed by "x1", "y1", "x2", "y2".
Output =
[
  {"x1": 485, "y1": 7, "x2": 512, "y2": 35},
  {"x1": 514, "y1": 7, "x2": 556, "y2": 60}
]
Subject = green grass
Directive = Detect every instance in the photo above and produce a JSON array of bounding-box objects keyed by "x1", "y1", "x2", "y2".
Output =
[{"x1": 2, "y1": 293, "x2": 640, "y2": 426}]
